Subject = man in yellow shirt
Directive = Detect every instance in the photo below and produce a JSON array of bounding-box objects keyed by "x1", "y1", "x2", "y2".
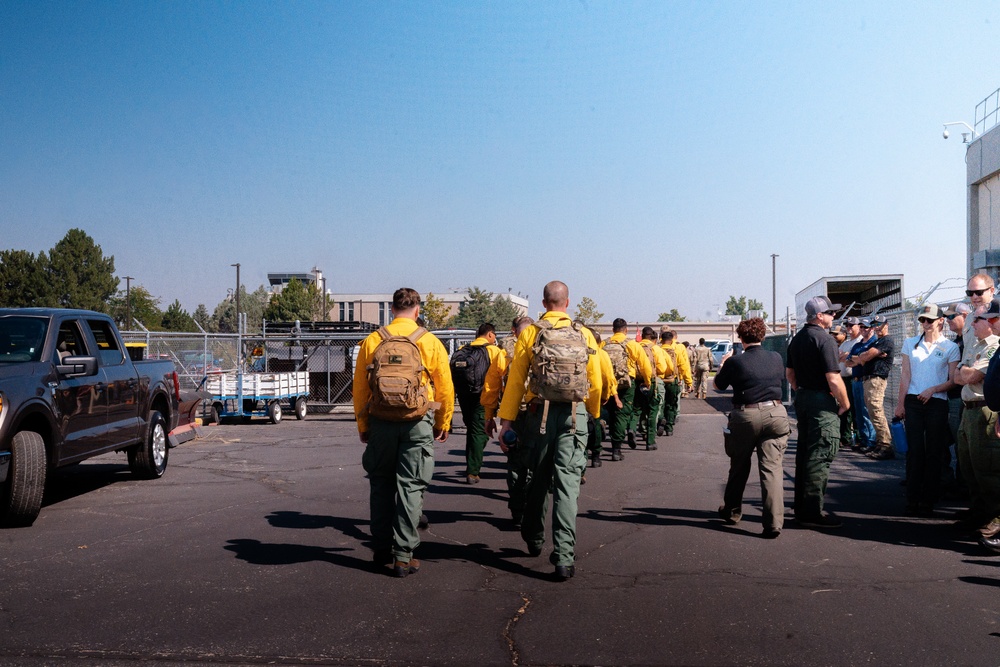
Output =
[
  {"x1": 353, "y1": 288, "x2": 454, "y2": 577},
  {"x1": 658, "y1": 328, "x2": 691, "y2": 437},
  {"x1": 637, "y1": 327, "x2": 674, "y2": 450},
  {"x1": 602, "y1": 318, "x2": 653, "y2": 461},
  {"x1": 587, "y1": 330, "x2": 621, "y2": 469},
  {"x1": 482, "y1": 316, "x2": 533, "y2": 527},
  {"x1": 497, "y1": 281, "x2": 602, "y2": 581},
  {"x1": 451, "y1": 322, "x2": 506, "y2": 485}
]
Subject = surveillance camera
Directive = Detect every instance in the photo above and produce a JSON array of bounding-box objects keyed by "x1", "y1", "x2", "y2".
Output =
[{"x1": 943, "y1": 129, "x2": 949, "y2": 139}]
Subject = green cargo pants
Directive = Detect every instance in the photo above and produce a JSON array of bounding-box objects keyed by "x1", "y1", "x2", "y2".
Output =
[
  {"x1": 606, "y1": 382, "x2": 635, "y2": 446},
  {"x1": 521, "y1": 401, "x2": 587, "y2": 567},
  {"x1": 634, "y1": 378, "x2": 664, "y2": 447},
  {"x1": 661, "y1": 379, "x2": 682, "y2": 429},
  {"x1": 457, "y1": 391, "x2": 488, "y2": 476},
  {"x1": 362, "y1": 413, "x2": 435, "y2": 562},
  {"x1": 792, "y1": 388, "x2": 840, "y2": 520},
  {"x1": 506, "y1": 410, "x2": 532, "y2": 521},
  {"x1": 957, "y1": 405, "x2": 1000, "y2": 523}
]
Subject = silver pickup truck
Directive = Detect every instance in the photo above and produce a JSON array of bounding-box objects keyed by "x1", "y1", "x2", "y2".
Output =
[{"x1": 0, "y1": 309, "x2": 179, "y2": 527}]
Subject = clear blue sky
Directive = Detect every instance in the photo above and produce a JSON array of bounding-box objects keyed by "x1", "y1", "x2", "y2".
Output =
[{"x1": 2, "y1": 1, "x2": 997, "y2": 321}]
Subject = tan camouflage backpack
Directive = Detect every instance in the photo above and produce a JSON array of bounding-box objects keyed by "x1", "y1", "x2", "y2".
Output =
[
  {"x1": 603, "y1": 339, "x2": 632, "y2": 388},
  {"x1": 528, "y1": 318, "x2": 592, "y2": 411}
]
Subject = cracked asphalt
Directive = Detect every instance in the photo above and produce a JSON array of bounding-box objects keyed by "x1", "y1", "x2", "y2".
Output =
[{"x1": 2, "y1": 389, "x2": 1000, "y2": 666}]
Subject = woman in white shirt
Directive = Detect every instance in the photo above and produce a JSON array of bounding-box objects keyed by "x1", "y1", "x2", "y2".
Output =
[{"x1": 895, "y1": 304, "x2": 960, "y2": 516}]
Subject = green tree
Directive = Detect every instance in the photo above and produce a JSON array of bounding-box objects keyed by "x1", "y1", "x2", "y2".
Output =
[
  {"x1": 243, "y1": 285, "x2": 270, "y2": 332},
  {"x1": 161, "y1": 300, "x2": 197, "y2": 331},
  {"x1": 450, "y1": 287, "x2": 522, "y2": 330},
  {"x1": 574, "y1": 296, "x2": 603, "y2": 324},
  {"x1": 193, "y1": 304, "x2": 211, "y2": 331},
  {"x1": 264, "y1": 278, "x2": 313, "y2": 323},
  {"x1": 47, "y1": 229, "x2": 118, "y2": 311},
  {"x1": 421, "y1": 292, "x2": 451, "y2": 330},
  {"x1": 725, "y1": 295, "x2": 768, "y2": 321},
  {"x1": 108, "y1": 284, "x2": 162, "y2": 330},
  {"x1": 211, "y1": 299, "x2": 236, "y2": 333},
  {"x1": 657, "y1": 309, "x2": 687, "y2": 322},
  {"x1": 0, "y1": 249, "x2": 56, "y2": 307}
]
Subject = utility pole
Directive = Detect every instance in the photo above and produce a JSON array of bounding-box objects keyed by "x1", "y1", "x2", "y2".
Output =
[
  {"x1": 231, "y1": 263, "x2": 241, "y2": 334},
  {"x1": 770, "y1": 254, "x2": 779, "y2": 332},
  {"x1": 124, "y1": 276, "x2": 134, "y2": 329}
]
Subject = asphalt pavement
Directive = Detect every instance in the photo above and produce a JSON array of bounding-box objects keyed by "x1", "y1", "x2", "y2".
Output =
[{"x1": 2, "y1": 388, "x2": 999, "y2": 666}]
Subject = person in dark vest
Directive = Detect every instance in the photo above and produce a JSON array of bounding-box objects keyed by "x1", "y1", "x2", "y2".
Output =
[{"x1": 451, "y1": 322, "x2": 505, "y2": 484}]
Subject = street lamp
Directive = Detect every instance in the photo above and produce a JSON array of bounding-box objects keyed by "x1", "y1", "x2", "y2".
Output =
[
  {"x1": 124, "y1": 276, "x2": 134, "y2": 329},
  {"x1": 231, "y1": 263, "x2": 241, "y2": 334},
  {"x1": 770, "y1": 254, "x2": 778, "y2": 332}
]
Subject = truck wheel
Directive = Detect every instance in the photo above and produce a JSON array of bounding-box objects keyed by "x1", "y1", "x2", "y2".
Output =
[
  {"x1": 268, "y1": 401, "x2": 282, "y2": 424},
  {"x1": 294, "y1": 397, "x2": 307, "y2": 420},
  {"x1": 0, "y1": 431, "x2": 47, "y2": 528},
  {"x1": 128, "y1": 410, "x2": 168, "y2": 479}
]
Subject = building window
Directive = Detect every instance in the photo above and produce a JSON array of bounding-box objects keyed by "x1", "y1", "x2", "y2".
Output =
[
  {"x1": 379, "y1": 302, "x2": 387, "y2": 325},
  {"x1": 339, "y1": 303, "x2": 346, "y2": 321},
  {"x1": 339, "y1": 302, "x2": 354, "y2": 322}
]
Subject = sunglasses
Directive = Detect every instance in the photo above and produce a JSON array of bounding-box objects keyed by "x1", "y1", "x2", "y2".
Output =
[
  {"x1": 966, "y1": 288, "x2": 991, "y2": 297},
  {"x1": 822, "y1": 310, "x2": 837, "y2": 316},
  {"x1": 918, "y1": 317, "x2": 938, "y2": 324},
  {"x1": 945, "y1": 314, "x2": 959, "y2": 320},
  {"x1": 977, "y1": 315, "x2": 1000, "y2": 322}
]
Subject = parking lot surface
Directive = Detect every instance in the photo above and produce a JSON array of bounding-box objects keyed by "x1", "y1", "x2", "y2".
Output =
[{"x1": 2, "y1": 392, "x2": 999, "y2": 666}]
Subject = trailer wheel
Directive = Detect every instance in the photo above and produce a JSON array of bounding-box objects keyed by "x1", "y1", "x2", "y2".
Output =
[
  {"x1": 129, "y1": 410, "x2": 168, "y2": 479},
  {"x1": 294, "y1": 397, "x2": 307, "y2": 420},
  {"x1": 0, "y1": 430, "x2": 47, "y2": 528},
  {"x1": 268, "y1": 401, "x2": 283, "y2": 424},
  {"x1": 211, "y1": 402, "x2": 222, "y2": 425}
]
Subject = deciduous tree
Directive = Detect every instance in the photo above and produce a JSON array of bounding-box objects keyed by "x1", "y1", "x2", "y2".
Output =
[
  {"x1": 574, "y1": 297, "x2": 603, "y2": 324},
  {"x1": 657, "y1": 309, "x2": 687, "y2": 322}
]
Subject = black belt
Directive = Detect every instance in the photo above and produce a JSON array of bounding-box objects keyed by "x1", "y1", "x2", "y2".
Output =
[
  {"x1": 734, "y1": 400, "x2": 780, "y2": 410},
  {"x1": 964, "y1": 399, "x2": 987, "y2": 409}
]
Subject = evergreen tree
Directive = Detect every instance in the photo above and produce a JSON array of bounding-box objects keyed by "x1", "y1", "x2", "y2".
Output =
[
  {"x1": 47, "y1": 229, "x2": 118, "y2": 311},
  {"x1": 161, "y1": 300, "x2": 197, "y2": 331},
  {"x1": 264, "y1": 278, "x2": 313, "y2": 323},
  {"x1": 193, "y1": 304, "x2": 211, "y2": 331},
  {"x1": 450, "y1": 287, "x2": 522, "y2": 330},
  {"x1": 0, "y1": 249, "x2": 56, "y2": 307},
  {"x1": 108, "y1": 284, "x2": 162, "y2": 329}
]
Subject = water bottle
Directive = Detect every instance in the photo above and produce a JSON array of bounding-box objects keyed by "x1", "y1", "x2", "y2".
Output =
[
  {"x1": 502, "y1": 429, "x2": 519, "y2": 449},
  {"x1": 890, "y1": 417, "x2": 908, "y2": 454}
]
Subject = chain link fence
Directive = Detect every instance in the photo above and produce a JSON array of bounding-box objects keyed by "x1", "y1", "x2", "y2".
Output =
[{"x1": 121, "y1": 328, "x2": 478, "y2": 411}]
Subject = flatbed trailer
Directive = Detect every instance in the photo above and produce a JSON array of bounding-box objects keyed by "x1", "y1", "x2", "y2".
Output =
[{"x1": 205, "y1": 371, "x2": 309, "y2": 424}]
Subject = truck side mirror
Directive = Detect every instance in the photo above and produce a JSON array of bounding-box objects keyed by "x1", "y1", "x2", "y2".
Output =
[{"x1": 57, "y1": 355, "x2": 99, "y2": 377}]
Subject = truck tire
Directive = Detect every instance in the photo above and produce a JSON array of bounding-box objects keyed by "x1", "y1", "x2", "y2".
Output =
[
  {"x1": 129, "y1": 410, "x2": 168, "y2": 479},
  {"x1": 268, "y1": 401, "x2": 282, "y2": 424},
  {"x1": 294, "y1": 397, "x2": 307, "y2": 420},
  {"x1": 0, "y1": 430, "x2": 47, "y2": 528},
  {"x1": 211, "y1": 402, "x2": 222, "y2": 424}
]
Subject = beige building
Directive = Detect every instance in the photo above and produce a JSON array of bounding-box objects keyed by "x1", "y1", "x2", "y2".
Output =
[{"x1": 327, "y1": 290, "x2": 529, "y2": 327}]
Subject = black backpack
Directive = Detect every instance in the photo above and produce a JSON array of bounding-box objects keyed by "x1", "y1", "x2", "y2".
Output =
[{"x1": 450, "y1": 344, "x2": 491, "y2": 395}]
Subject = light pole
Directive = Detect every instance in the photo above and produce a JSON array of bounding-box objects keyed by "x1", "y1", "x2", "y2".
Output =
[
  {"x1": 770, "y1": 254, "x2": 778, "y2": 332},
  {"x1": 321, "y1": 276, "x2": 328, "y2": 321},
  {"x1": 231, "y1": 263, "x2": 241, "y2": 334},
  {"x1": 124, "y1": 276, "x2": 134, "y2": 329}
]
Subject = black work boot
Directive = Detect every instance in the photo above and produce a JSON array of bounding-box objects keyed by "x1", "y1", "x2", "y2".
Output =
[
  {"x1": 591, "y1": 451, "x2": 602, "y2": 467},
  {"x1": 611, "y1": 444, "x2": 624, "y2": 461},
  {"x1": 626, "y1": 431, "x2": 637, "y2": 449}
]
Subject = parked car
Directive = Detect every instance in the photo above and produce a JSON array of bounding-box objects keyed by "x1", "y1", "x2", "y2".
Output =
[
  {"x1": 710, "y1": 340, "x2": 733, "y2": 368},
  {"x1": 0, "y1": 309, "x2": 180, "y2": 527}
]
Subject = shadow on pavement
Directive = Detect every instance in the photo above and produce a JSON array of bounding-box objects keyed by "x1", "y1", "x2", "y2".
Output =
[{"x1": 43, "y1": 462, "x2": 133, "y2": 507}]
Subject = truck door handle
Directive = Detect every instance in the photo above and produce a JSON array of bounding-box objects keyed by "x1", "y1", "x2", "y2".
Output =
[
  {"x1": 127, "y1": 379, "x2": 137, "y2": 388},
  {"x1": 95, "y1": 382, "x2": 106, "y2": 393}
]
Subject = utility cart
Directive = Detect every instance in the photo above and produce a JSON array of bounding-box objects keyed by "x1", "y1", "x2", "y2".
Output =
[{"x1": 205, "y1": 371, "x2": 310, "y2": 424}]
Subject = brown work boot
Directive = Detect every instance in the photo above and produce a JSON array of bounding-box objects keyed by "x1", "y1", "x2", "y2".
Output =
[
  {"x1": 979, "y1": 519, "x2": 1000, "y2": 539},
  {"x1": 393, "y1": 558, "x2": 421, "y2": 578}
]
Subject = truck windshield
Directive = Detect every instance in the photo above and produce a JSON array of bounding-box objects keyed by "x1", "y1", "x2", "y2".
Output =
[{"x1": 0, "y1": 316, "x2": 49, "y2": 363}]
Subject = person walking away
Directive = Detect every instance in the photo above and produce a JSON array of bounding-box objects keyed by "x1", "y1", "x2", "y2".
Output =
[
  {"x1": 496, "y1": 281, "x2": 602, "y2": 581},
  {"x1": 693, "y1": 338, "x2": 714, "y2": 399},
  {"x1": 587, "y1": 330, "x2": 621, "y2": 469},
  {"x1": 353, "y1": 287, "x2": 454, "y2": 577},
  {"x1": 786, "y1": 295, "x2": 851, "y2": 529},
  {"x1": 714, "y1": 318, "x2": 790, "y2": 538},
  {"x1": 636, "y1": 326, "x2": 673, "y2": 451},
  {"x1": 451, "y1": 323, "x2": 504, "y2": 484},
  {"x1": 601, "y1": 318, "x2": 652, "y2": 461},
  {"x1": 895, "y1": 304, "x2": 959, "y2": 516},
  {"x1": 483, "y1": 317, "x2": 532, "y2": 527},
  {"x1": 658, "y1": 328, "x2": 690, "y2": 436}
]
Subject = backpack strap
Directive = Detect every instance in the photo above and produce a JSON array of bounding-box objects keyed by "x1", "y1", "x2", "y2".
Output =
[{"x1": 408, "y1": 327, "x2": 428, "y2": 343}]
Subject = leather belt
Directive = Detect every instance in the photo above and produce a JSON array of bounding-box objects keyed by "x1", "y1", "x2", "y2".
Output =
[
  {"x1": 964, "y1": 399, "x2": 987, "y2": 409},
  {"x1": 734, "y1": 400, "x2": 780, "y2": 410}
]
